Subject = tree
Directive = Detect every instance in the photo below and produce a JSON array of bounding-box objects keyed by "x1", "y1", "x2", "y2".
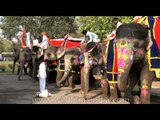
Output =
[
  {"x1": 0, "y1": 38, "x2": 15, "y2": 53},
  {"x1": 0, "y1": 16, "x2": 77, "y2": 40},
  {"x1": 75, "y1": 16, "x2": 134, "y2": 40}
]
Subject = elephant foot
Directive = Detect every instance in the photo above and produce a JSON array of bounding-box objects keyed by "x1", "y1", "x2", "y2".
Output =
[
  {"x1": 101, "y1": 95, "x2": 109, "y2": 99},
  {"x1": 54, "y1": 84, "x2": 61, "y2": 88},
  {"x1": 79, "y1": 90, "x2": 84, "y2": 94},
  {"x1": 71, "y1": 84, "x2": 76, "y2": 89},
  {"x1": 109, "y1": 96, "x2": 118, "y2": 102},
  {"x1": 84, "y1": 97, "x2": 88, "y2": 100},
  {"x1": 133, "y1": 96, "x2": 140, "y2": 104},
  {"x1": 57, "y1": 82, "x2": 62, "y2": 87}
]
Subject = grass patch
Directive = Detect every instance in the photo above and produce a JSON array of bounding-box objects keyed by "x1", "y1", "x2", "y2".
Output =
[{"x1": 0, "y1": 61, "x2": 14, "y2": 74}]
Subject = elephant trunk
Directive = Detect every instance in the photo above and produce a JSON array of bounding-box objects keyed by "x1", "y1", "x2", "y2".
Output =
[
  {"x1": 57, "y1": 64, "x2": 72, "y2": 87},
  {"x1": 117, "y1": 52, "x2": 134, "y2": 92},
  {"x1": 83, "y1": 52, "x2": 91, "y2": 100}
]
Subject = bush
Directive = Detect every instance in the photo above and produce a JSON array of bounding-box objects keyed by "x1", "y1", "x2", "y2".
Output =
[
  {"x1": 8, "y1": 64, "x2": 13, "y2": 69},
  {"x1": 0, "y1": 65, "x2": 6, "y2": 72}
]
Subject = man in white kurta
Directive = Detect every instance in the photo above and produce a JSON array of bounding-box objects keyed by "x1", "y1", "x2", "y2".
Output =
[
  {"x1": 37, "y1": 60, "x2": 52, "y2": 97},
  {"x1": 39, "y1": 32, "x2": 49, "y2": 49},
  {"x1": 26, "y1": 31, "x2": 32, "y2": 49}
]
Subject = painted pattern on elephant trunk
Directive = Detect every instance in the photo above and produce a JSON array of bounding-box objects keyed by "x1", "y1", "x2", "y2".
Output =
[{"x1": 116, "y1": 40, "x2": 135, "y2": 91}]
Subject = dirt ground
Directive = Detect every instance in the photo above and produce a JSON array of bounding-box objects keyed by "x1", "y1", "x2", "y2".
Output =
[{"x1": 0, "y1": 74, "x2": 160, "y2": 104}]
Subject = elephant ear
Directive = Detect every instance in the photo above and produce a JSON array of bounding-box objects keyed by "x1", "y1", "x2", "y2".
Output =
[{"x1": 56, "y1": 46, "x2": 65, "y2": 59}]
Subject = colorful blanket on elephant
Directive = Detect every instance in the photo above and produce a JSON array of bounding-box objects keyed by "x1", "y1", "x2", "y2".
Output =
[
  {"x1": 47, "y1": 58, "x2": 64, "y2": 71},
  {"x1": 48, "y1": 57, "x2": 78, "y2": 73},
  {"x1": 54, "y1": 57, "x2": 65, "y2": 71},
  {"x1": 147, "y1": 16, "x2": 160, "y2": 78},
  {"x1": 106, "y1": 39, "x2": 118, "y2": 83},
  {"x1": 49, "y1": 38, "x2": 82, "y2": 49}
]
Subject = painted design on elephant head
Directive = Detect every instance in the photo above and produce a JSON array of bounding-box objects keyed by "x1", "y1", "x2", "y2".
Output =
[
  {"x1": 117, "y1": 40, "x2": 133, "y2": 72},
  {"x1": 134, "y1": 49, "x2": 145, "y2": 62}
]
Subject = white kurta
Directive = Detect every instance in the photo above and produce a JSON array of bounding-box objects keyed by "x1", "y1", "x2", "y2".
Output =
[
  {"x1": 26, "y1": 32, "x2": 31, "y2": 48},
  {"x1": 40, "y1": 35, "x2": 49, "y2": 49},
  {"x1": 37, "y1": 62, "x2": 47, "y2": 92}
]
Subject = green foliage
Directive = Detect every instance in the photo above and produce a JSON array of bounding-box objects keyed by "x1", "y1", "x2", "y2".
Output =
[
  {"x1": 0, "y1": 61, "x2": 13, "y2": 73},
  {"x1": 76, "y1": 16, "x2": 134, "y2": 40},
  {"x1": 0, "y1": 16, "x2": 134, "y2": 43},
  {"x1": 0, "y1": 16, "x2": 77, "y2": 40},
  {"x1": 0, "y1": 38, "x2": 15, "y2": 52}
]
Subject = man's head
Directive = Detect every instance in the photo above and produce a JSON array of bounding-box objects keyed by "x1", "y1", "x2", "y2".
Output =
[
  {"x1": 41, "y1": 32, "x2": 46, "y2": 36},
  {"x1": 82, "y1": 30, "x2": 87, "y2": 35},
  {"x1": 25, "y1": 28, "x2": 29, "y2": 33},
  {"x1": 31, "y1": 35, "x2": 37, "y2": 40},
  {"x1": 112, "y1": 17, "x2": 119, "y2": 25}
]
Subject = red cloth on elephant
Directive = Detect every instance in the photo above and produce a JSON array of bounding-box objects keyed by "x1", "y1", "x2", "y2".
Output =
[
  {"x1": 20, "y1": 31, "x2": 26, "y2": 48},
  {"x1": 154, "y1": 18, "x2": 160, "y2": 50}
]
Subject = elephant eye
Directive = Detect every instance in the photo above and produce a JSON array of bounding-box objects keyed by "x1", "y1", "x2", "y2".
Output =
[
  {"x1": 47, "y1": 53, "x2": 51, "y2": 57},
  {"x1": 134, "y1": 42, "x2": 139, "y2": 48}
]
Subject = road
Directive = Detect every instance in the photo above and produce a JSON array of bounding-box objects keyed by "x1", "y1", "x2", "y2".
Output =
[{"x1": 0, "y1": 74, "x2": 160, "y2": 104}]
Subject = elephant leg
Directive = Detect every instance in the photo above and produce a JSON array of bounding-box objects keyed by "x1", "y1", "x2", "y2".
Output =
[
  {"x1": 17, "y1": 65, "x2": 20, "y2": 75},
  {"x1": 100, "y1": 75, "x2": 109, "y2": 99},
  {"x1": 80, "y1": 66, "x2": 85, "y2": 94},
  {"x1": 109, "y1": 83, "x2": 118, "y2": 100},
  {"x1": 12, "y1": 58, "x2": 16, "y2": 74},
  {"x1": 140, "y1": 64, "x2": 155, "y2": 104},
  {"x1": 125, "y1": 70, "x2": 139, "y2": 104},
  {"x1": 32, "y1": 57, "x2": 37, "y2": 79},
  {"x1": 83, "y1": 67, "x2": 90, "y2": 100},
  {"x1": 18, "y1": 61, "x2": 25, "y2": 80},
  {"x1": 24, "y1": 67, "x2": 27, "y2": 75},
  {"x1": 68, "y1": 74, "x2": 75, "y2": 89},
  {"x1": 56, "y1": 71, "x2": 64, "y2": 87},
  {"x1": 28, "y1": 63, "x2": 33, "y2": 77}
]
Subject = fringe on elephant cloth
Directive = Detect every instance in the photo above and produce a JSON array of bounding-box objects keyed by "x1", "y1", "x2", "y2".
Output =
[
  {"x1": 147, "y1": 16, "x2": 160, "y2": 78},
  {"x1": 48, "y1": 57, "x2": 65, "y2": 72},
  {"x1": 48, "y1": 57, "x2": 77, "y2": 73},
  {"x1": 106, "y1": 39, "x2": 118, "y2": 83}
]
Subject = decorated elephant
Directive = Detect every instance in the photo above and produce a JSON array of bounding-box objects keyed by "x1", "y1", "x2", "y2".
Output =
[
  {"x1": 18, "y1": 47, "x2": 33, "y2": 80},
  {"x1": 44, "y1": 46, "x2": 81, "y2": 90},
  {"x1": 115, "y1": 23, "x2": 156, "y2": 104},
  {"x1": 81, "y1": 42, "x2": 119, "y2": 100},
  {"x1": 12, "y1": 48, "x2": 27, "y2": 75},
  {"x1": 31, "y1": 45, "x2": 44, "y2": 81},
  {"x1": 12, "y1": 48, "x2": 20, "y2": 74}
]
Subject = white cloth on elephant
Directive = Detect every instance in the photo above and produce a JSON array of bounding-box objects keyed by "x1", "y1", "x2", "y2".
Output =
[
  {"x1": 37, "y1": 62, "x2": 47, "y2": 92},
  {"x1": 40, "y1": 35, "x2": 49, "y2": 49},
  {"x1": 26, "y1": 32, "x2": 31, "y2": 48}
]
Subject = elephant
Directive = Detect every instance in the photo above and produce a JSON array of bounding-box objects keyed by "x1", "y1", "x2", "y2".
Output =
[
  {"x1": 12, "y1": 48, "x2": 20, "y2": 74},
  {"x1": 81, "y1": 42, "x2": 119, "y2": 100},
  {"x1": 12, "y1": 48, "x2": 27, "y2": 75},
  {"x1": 31, "y1": 46, "x2": 44, "y2": 81},
  {"x1": 115, "y1": 23, "x2": 156, "y2": 104},
  {"x1": 56, "y1": 48, "x2": 81, "y2": 88},
  {"x1": 45, "y1": 46, "x2": 81, "y2": 90},
  {"x1": 18, "y1": 47, "x2": 33, "y2": 80}
]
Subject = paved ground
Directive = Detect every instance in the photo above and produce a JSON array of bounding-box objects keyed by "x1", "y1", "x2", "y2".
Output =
[{"x1": 0, "y1": 74, "x2": 160, "y2": 104}]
